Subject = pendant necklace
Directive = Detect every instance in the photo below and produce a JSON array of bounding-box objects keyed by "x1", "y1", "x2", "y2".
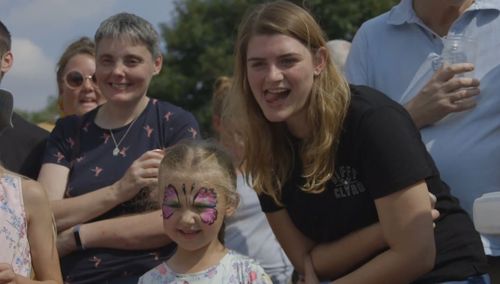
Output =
[{"x1": 109, "y1": 117, "x2": 138, "y2": 156}]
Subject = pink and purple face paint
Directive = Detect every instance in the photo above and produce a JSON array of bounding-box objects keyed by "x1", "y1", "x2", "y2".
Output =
[{"x1": 162, "y1": 184, "x2": 218, "y2": 225}]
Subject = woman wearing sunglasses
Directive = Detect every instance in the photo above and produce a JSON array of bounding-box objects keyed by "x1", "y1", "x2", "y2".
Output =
[
  {"x1": 56, "y1": 37, "x2": 105, "y2": 117},
  {"x1": 38, "y1": 13, "x2": 200, "y2": 283}
]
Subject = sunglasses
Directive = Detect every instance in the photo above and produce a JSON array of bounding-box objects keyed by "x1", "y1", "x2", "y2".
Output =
[{"x1": 64, "y1": 71, "x2": 97, "y2": 89}]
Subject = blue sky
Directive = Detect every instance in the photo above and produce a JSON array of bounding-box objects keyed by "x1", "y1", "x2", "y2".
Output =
[{"x1": 0, "y1": 0, "x2": 176, "y2": 111}]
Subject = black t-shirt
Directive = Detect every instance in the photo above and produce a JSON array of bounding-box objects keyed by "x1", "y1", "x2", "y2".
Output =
[
  {"x1": 0, "y1": 112, "x2": 48, "y2": 179},
  {"x1": 259, "y1": 85, "x2": 487, "y2": 283}
]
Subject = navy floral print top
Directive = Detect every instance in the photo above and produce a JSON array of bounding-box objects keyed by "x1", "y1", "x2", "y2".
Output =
[{"x1": 43, "y1": 98, "x2": 200, "y2": 283}]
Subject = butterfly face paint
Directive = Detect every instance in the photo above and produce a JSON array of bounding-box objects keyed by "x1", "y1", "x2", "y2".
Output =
[
  {"x1": 192, "y1": 187, "x2": 218, "y2": 225},
  {"x1": 162, "y1": 183, "x2": 219, "y2": 226},
  {"x1": 162, "y1": 184, "x2": 179, "y2": 220}
]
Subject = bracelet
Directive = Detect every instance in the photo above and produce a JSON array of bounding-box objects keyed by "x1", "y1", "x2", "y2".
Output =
[{"x1": 73, "y1": 224, "x2": 85, "y2": 250}]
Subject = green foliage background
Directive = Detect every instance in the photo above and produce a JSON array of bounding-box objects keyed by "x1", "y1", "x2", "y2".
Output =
[
  {"x1": 25, "y1": 0, "x2": 398, "y2": 135},
  {"x1": 17, "y1": 96, "x2": 59, "y2": 126}
]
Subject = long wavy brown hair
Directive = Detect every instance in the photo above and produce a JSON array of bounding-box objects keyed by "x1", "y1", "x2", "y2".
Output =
[{"x1": 224, "y1": 1, "x2": 351, "y2": 205}]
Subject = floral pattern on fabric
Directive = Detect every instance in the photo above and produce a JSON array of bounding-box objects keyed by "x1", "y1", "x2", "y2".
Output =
[
  {"x1": 0, "y1": 174, "x2": 32, "y2": 277},
  {"x1": 138, "y1": 250, "x2": 273, "y2": 284}
]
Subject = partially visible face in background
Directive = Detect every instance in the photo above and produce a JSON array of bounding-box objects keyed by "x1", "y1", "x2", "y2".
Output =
[{"x1": 60, "y1": 54, "x2": 105, "y2": 116}]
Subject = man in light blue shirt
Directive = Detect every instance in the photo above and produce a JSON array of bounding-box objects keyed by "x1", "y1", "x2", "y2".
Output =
[{"x1": 345, "y1": 0, "x2": 500, "y2": 282}]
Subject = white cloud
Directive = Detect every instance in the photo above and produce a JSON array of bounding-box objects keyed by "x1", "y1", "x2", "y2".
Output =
[
  {"x1": 2, "y1": 38, "x2": 56, "y2": 111},
  {"x1": 0, "y1": 0, "x2": 175, "y2": 112}
]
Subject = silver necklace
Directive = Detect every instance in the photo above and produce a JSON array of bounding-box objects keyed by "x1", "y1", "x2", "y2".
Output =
[{"x1": 109, "y1": 117, "x2": 138, "y2": 156}]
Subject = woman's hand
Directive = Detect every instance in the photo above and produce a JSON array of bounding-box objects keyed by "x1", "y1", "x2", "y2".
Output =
[
  {"x1": 112, "y1": 150, "x2": 165, "y2": 202},
  {"x1": 304, "y1": 255, "x2": 320, "y2": 284},
  {"x1": 429, "y1": 192, "x2": 440, "y2": 225},
  {"x1": 0, "y1": 263, "x2": 16, "y2": 284},
  {"x1": 296, "y1": 255, "x2": 320, "y2": 284}
]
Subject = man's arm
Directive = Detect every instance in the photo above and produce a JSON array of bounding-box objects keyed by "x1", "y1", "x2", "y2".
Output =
[{"x1": 345, "y1": 23, "x2": 480, "y2": 129}]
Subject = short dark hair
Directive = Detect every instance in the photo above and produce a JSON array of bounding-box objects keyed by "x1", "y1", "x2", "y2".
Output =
[
  {"x1": 0, "y1": 20, "x2": 12, "y2": 55},
  {"x1": 95, "y1": 12, "x2": 161, "y2": 59}
]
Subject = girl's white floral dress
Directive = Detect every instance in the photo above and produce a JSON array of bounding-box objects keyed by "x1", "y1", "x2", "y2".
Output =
[
  {"x1": 0, "y1": 174, "x2": 31, "y2": 277},
  {"x1": 138, "y1": 250, "x2": 272, "y2": 284}
]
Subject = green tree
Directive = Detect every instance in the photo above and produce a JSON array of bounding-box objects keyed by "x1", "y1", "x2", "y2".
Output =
[
  {"x1": 17, "y1": 95, "x2": 59, "y2": 125},
  {"x1": 302, "y1": 0, "x2": 399, "y2": 39},
  {"x1": 149, "y1": 0, "x2": 398, "y2": 136}
]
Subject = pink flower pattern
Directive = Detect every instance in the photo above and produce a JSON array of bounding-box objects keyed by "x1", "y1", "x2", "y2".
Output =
[
  {"x1": 138, "y1": 251, "x2": 272, "y2": 283},
  {"x1": 82, "y1": 122, "x2": 91, "y2": 132},
  {"x1": 119, "y1": 146, "x2": 129, "y2": 157},
  {"x1": 91, "y1": 166, "x2": 103, "y2": 177},
  {"x1": 164, "y1": 111, "x2": 173, "y2": 121},
  {"x1": 54, "y1": 152, "x2": 65, "y2": 163},
  {"x1": 188, "y1": 127, "x2": 198, "y2": 139},
  {"x1": 101, "y1": 132, "x2": 110, "y2": 144},
  {"x1": 144, "y1": 125, "x2": 154, "y2": 137},
  {"x1": 0, "y1": 175, "x2": 32, "y2": 277}
]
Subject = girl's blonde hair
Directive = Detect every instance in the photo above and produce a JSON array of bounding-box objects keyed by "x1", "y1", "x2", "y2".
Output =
[
  {"x1": 224, "y1": 1, "x2": 351, "y2": 204},
  {"x1": 212, "y1": 76, "x2": 245, "y2": 165},
  {"x1": 212, "y1": 76, "x2": 233, "y2": 121},
  {"x1": 159, "y1": 139, "x2": 239, "y2": 206}
]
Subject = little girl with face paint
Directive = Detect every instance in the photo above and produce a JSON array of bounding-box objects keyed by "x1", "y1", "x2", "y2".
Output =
[{"x1": 138, "y1": 140, "x2": 272, "y2": 284}]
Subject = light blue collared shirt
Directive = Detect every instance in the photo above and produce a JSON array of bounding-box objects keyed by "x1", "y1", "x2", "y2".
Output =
[{"x1": 345, "y1": 0, "x2": 500, "y2": 256}]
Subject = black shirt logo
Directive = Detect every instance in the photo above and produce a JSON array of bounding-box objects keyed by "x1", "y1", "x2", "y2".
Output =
[{"x1": 331, "y1": 166, "x2": 366, "y2": 199}]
